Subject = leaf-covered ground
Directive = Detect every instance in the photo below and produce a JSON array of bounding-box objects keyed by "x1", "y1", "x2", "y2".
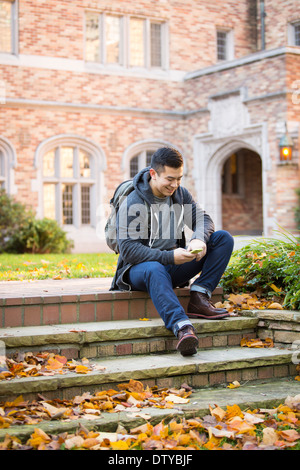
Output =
[
  {"x1": 221, "y1": 233, "x2": 300, "y2": 310},
  {"x1": 0, "y1": 253, "x2": 117, "y2": 281},
  {"x1": 0, "y1": 379, "x2": 300, "y2": 450}
]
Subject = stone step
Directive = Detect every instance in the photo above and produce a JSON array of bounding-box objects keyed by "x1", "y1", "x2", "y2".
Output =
[
  {"x1": 0, "y1": 283, "x2": 223, "y2": 328},
  {"x1": 1, "y1": 378, "x2": 299, "y2": 443},
  {"x1": 0, "y1": 316, "x2": 258, "y2": 360},
  {"x1": 0, "y1": 345, "x2": 295, "y2": 402}
]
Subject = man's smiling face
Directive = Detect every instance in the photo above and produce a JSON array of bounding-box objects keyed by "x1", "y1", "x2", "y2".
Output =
[{"x1": 149, "y1": 165, "x2": 184, "y2": 198}]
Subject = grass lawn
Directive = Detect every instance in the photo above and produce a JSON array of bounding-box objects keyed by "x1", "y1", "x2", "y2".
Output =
[{"x1": 0, "y1": 253, "x2": 118, "y2": 281}]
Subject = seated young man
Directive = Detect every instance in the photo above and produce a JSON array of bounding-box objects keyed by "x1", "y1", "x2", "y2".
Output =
[{"x1": 110, "y1": 147, "x2": 234, "y2": 356}]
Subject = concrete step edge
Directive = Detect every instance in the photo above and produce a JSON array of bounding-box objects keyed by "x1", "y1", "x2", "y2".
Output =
[
  {"x1": 0, "y1": 347, "x2": 294, "y2": 399},
  {"x1": 0, "y1": 316, "x2": 258, "y2": 348}
]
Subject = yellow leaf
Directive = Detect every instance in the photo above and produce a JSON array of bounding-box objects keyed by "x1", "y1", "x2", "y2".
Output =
[
  {"x1": 262, "y1": 427, "x2": 278, "y2": 445},
  {"x1": 226, "y1": 404, "x2": 243, "y2": 419},
  {"x1": 268, "y1": 302, "x2": 283, "y2": 310},
  {"x1": 75, "y1": 365, "x2": 90, "y2": 374},
  {"x1": 82, "y1": 438, "x2": 101, "y2": 449},
  {"x1": 270, "y1": 284, "x2": 282, "y2": 293},
  {"x1": 227, "y1": 381, "x2": 240, "y2": 389},
  {"x1": 165, "y1": 394, "x2": 189, "y2": 404},
  {"x1": 139, "y1": 318, "x2": 150, "y2": 321},
  {"x1": 27, "y1": 428, "x2": 51, "y2": 447},
  {"x1": 209, "y1": 404, "x2": 226, "y2": 421},
  {"x1": 111, "y1": 440, "x2": 130, "y2": 450}
]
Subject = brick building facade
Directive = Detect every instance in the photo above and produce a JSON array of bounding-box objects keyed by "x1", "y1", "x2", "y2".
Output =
[{"x1": 0, "y1": 0, "x2": 299, "y2": 252}]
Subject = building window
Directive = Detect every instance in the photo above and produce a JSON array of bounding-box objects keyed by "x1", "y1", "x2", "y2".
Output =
[
  {"x1": 129, "y1": 150, "x2": 152, "y2": 178},
  {"x1": 42, "y1": 146, "x2": 96, "y2": 227},
  {"x1": 0, "y1": 0, "x2": 17, "y2": 54},
  {"x1": 288, "y1": 21, "x2": 300, "y2": 46},
  {"x1": 293, "y1": 22, "x2": 300, "y2": 46},
  {"x1": 296, "y1": 23, "x2": 300, "y2": 45},
  {"x1": 216, "y1": 29, "x2": 234, "y2": 61},
  {"x1": 85, "y1": 11, "x2": 167, "y2": 70}
]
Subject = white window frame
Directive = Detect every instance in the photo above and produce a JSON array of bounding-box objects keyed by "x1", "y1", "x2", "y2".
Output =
[
  {"x1": 42, "y1": 146, "x2": 97, "y2": 228},
  {"x1": 35, "y1": 135, "x2": 106, "y2": 229},
  {"x1": 84, "y1": 11, "x2": 169, "y2": 71},
  {"x1": 216, "y1": 29, "x2": 234, "y2": 62},
  {"x1": 288, "y1": 20, "x2": 300, "y2": 46},
  {"x1": 0, "y1": 0, "x2": 18, "y2": 56}
]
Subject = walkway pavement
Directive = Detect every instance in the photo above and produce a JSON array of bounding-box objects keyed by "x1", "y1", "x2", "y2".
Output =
[{"x1": 0, "y1": 277, "x2": 113, "y2": 298}]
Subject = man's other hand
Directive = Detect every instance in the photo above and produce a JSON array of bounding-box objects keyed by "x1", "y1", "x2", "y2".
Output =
[{"x1": 187, "y1": 239, "x2": 207, "y2": 261}]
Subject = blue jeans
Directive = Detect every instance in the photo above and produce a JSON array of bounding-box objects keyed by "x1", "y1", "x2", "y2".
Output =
[{"x1": 127, "y1": 230, "x2": 234, "y2": 336}]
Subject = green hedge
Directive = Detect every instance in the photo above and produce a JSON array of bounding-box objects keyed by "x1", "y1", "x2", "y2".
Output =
[
  {"x1": 221, "y1": 231, "x2": 300, "y2": 310},
  {"x1": 0, "y1": 189, "x2": 73, "y2": 254}
]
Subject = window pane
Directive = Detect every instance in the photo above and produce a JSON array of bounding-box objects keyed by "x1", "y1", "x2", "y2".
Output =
[
  {"x1": 43, "y1": 150, "x2": 55, "y2": 177},
  {"x1": 146, "y1": 151, "x2": 152, "y2": 167},
  {"x1": 130, "y1": 18, "x2": 144, "y2": 67},
  {"x1": 43, "y1": 183, "x2": 56, "y2": 220},
  {"x1": 0, "y1": 1, "x2": 12, "y2": 53},
  {"x1": 217, "y1": 31, "x2": 227, "y2": 60},
  {"x1": 295, "y1": 24, "x2": 300, "y2": 46},
  {"x1": 81, "y1": 186, "x2": 91, "y2": 224},
  {"x1": 62, "y1": 184, "x2": 73, "y2": 224},
  {"x1": 106, "y1": 15, "x2": 120, "y2": 63},
  {"x1": 61, "y1": 147, "x2": 74, "y2": 178},
  {"x1": 86, "y1": 12, "x2": 100, "y2": 62},
  {"x1": 79, "y1": 150, "x2": 91, "y2": 178},
  {"x1": 130, "y1": 155, "x2": 139, "y2": 178},
  {"x1": 150, "y1": 23, "x2": 162, "y2": 67}
]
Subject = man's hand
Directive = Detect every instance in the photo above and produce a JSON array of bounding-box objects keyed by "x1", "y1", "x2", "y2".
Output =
[
  {"x1": 173, "y1": 248, "x2": 196, "y2": 265},
  {"x1": 187, "y1": 239, "x2": 207, "y2": 261}
]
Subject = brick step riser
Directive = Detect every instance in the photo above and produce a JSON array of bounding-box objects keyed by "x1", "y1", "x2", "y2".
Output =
[
  {"x1": 3, "y1": 328, "x2": 257, "y2": 361},
  {"x1": 0, "y1": 360, "x2": 295, "y2": 403},
  {"x1": 0, "y1": 288, "x2": 223, "y2": 328}
]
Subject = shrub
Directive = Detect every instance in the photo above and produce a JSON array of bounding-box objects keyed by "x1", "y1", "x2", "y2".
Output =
[
  {"x1": 0, "y1": 189, "x2": 31, "y2": 252},
  {"x1": 11, "y1": 216, "x2": 74, "y2": 254},
  {"x1": 0, "y1": 189, "x2": 73, "y2": 254},
  {"x1": 221, "y1": 230, "x2": 300, "y2": 310}
]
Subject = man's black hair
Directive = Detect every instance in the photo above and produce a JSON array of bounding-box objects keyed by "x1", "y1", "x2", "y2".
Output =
[{"x1": 150, "y1": 147, "x2": 183, "y2": 174}]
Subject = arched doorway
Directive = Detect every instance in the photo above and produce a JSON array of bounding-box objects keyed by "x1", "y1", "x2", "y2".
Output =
[{"x1": 221, "y1": 148, "x2": 263, "y2": 235}]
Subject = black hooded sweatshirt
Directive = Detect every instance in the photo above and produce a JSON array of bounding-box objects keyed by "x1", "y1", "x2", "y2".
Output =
[{"x1": 110, "y1": 167, "x2": 215, "y2": 291}]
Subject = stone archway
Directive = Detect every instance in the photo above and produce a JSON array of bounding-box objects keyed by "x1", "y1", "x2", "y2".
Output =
[
  {"x1": 221, "y1": 148, "x2": 263, "y2": 235},
  {"x1": 193, "y1": 124, "x2": 271, "y2": 235}
]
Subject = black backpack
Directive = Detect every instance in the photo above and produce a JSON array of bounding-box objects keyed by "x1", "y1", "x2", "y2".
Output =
[{"x1": 104, "y1": 180, "x2": 134, "y2": 254}]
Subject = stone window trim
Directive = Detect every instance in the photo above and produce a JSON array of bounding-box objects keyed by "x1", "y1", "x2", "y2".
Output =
[
  {"x1": 34, "y1": 134, "x2": 107, "y2": 228},
  {"x1": 287, "y1": 20, "x2": 300, "y2": 46},
  {"x1": 0, "y1": 0, "x2": 18, "y2": 56},
  {"x1": 0, "y1": 135, "x2": 16, "y2": 193},
  {"x1": 122, "y1": 139, "x2": 186, "y2": 180},
  {"x1": 84, "y1": 10, "x2": 169, "y2": 72}
]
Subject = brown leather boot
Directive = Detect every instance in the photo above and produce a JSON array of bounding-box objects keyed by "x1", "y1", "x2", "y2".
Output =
[
  {"x1": 187, "y1": 291, "x2": 229, "y2": 320},
  {"x1": 176, "y1": 325, "x2": 198, "y2": 356}
]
